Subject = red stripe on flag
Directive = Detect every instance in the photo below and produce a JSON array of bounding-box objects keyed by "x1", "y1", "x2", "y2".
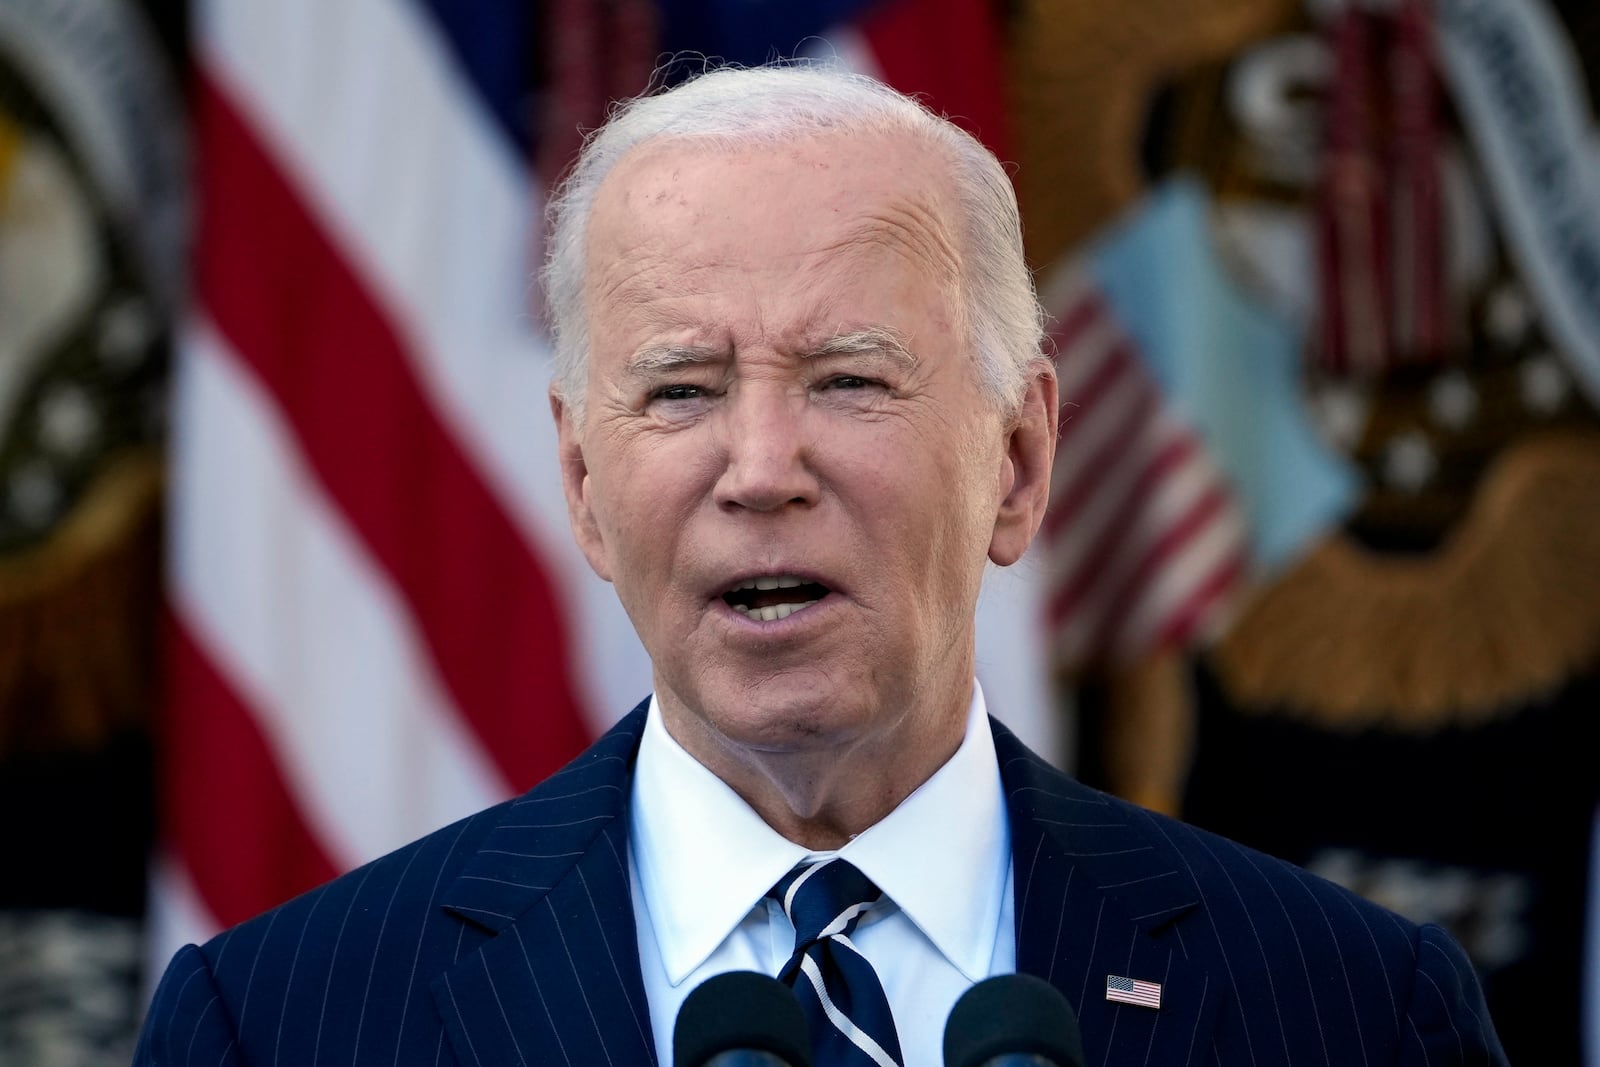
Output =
[
  {"x1": 163, "y1": 613, "x2": 339, "y2": 926},
  {"x1": 1037, "y1": 282, "x2": 1248, "y2": 667},
  {"x1": 193, "y1": 73, "x2": 591, "y2": 791},
  {"x1": 1147, "y1": 549, "x2": 1247, "y2": 652},
  {"x1": 1053, "y1": 339, "x2": 1140, "y2": 444},
  {"x1": 1043, "y1": 387, "x2": 1160, "y2": 538},
  {"x1": 1095, "y1": 485, "x2": 1234, "y2": 646},
  {"x1": 1042, "y1": 435, "x2": 1199, "y2": 619}
]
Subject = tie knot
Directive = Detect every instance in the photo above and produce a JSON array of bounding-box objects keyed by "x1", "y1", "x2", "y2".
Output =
[{"x1": 770, "y1": 858, "x2": 884, "y2": 948}]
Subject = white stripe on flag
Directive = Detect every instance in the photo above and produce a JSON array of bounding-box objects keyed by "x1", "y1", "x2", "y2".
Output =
[
  {"x1": 800, "y1": 25, "x2": 885, "y2": 80},
  {"x1": 201, "y1": 0, "x2": 650, "y2": 736},
  {"x1": 1051, "y1": 362, "x2": 1150, "y2": 483},
  {"x1": 1048, "y1": 445, "x2": 1223, "y2": 657},
  {"x1": 1111, "y1": 502, "x2": 1247, "y2": 659},
  {"x1": 1041, "y1": 413, "x2": 1185, "y2": 581},
  {"x1": 1036, "y1": 262, "x2": 1248, "y2": 668},
  {"x1": 171, "y1": 320, "x2": 507, "y2": 867},
  {"x1": 1053, "y1": 309, "x2": 1122, "y2": 403},
  {"x1": 142, "y1": 855, "x2": 219, "y2": 996}
]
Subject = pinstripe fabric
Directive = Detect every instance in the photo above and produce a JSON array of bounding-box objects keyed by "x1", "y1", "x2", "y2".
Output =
[
  {"x1": 137, "y1": 704, "x2": 655, "y2": 1067},
  {"x1": 998, "y1": 719, "x2": 1506, "y2": 1066},
  {"x1": 137, "y1": 701, "x2": 1505, "y2": 1066}
]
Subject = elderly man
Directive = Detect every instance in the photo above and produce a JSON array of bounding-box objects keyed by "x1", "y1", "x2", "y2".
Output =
[{"x1": 136, "y1": 65, "x2": 1505, "y2": 1067}]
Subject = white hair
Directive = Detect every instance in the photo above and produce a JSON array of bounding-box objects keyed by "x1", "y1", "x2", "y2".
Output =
[{"x1": 542, "y1": 63, "x2": 1046, "y2": 422}]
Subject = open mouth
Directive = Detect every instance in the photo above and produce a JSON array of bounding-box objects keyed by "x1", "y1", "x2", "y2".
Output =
[{"x1": 721, "y1": 575, "x2": 831, "y2": 622}]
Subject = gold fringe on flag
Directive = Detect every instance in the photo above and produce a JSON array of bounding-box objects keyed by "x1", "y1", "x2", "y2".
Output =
[{"x1": 1213, "y1": 431, "x2": 1600, "y2": 730}]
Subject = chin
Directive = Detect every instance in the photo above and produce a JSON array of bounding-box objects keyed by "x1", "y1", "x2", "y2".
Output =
[{"x1": 708, "y1": 684, "x2": 874, "y2": 753}]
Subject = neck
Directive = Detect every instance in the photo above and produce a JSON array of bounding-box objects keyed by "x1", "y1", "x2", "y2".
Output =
[{"x1": 659, "y1": 684, "x2": 972, "y2": 850}]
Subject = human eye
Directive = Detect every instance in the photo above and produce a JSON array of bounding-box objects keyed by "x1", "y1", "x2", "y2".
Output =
[
  {"x1": 643, "y1": 380, "x2": 719, "y2": 421},
  {"x1": 812, "y1": 372, "x2": 894, "y2": 414},
  {"x1": 651, "y1": 383, "x2": 707, "y2": 402},
  {"x1": 816, "y1": 373, "x2": 890, "y2": 393},
  {"x1": 821, "y1": 375, "x2": 881, "y2": 391}
]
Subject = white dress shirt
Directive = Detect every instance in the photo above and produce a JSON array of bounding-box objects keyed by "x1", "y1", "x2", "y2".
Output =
[{"x1": 629, "y1": 682, "x2": 1015, "y2": 1067}]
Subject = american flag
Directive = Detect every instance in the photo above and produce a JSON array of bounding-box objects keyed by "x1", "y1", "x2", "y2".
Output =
[
  {"x1": 148, "y1": 0, "x2": 1059, "y2": 975},
  {"x1": 149, "y1": 0, "x2": 646, "y2": 960},
  {"x1": 1037, "y1": 266, "x2": 1249, "y2": 669},
  {"x1": 1106, "y1": 974, "x2": 1164, "y2": 1009}
]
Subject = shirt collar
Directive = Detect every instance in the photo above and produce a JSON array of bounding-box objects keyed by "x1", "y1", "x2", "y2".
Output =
[
  {"x1": 630, "y1": 697, "x2": 809, "y2": 985},
  {"x1": 836, "y1": 683, "x2": 1009, "y2": 982},
  {"x1": 629, "y1": 684, "x2": 1009, "y2": 986}
]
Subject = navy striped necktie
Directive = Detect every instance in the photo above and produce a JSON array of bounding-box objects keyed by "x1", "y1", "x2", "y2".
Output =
[{"x1": 770, "y1": 858, "x2": 905, "y2": 1067}]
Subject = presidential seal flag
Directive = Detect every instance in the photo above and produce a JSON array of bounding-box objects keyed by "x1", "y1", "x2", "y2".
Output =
[{"x1": 0, "y1": 0, "x2": 184, "y2": 1058}]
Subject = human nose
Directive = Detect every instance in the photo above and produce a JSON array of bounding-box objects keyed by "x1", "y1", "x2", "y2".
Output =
[{"x1": 712, "y1": 386, "x2": 820, "y2": 513}]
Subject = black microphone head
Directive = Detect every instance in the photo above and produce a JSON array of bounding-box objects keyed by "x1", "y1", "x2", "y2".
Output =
[
  {"x1": 943, "y1": 974, "x2": 1085, "y2": 1067},
  {"x1": 673, "y1": 970, "x2": 813, "y2": 1067}
]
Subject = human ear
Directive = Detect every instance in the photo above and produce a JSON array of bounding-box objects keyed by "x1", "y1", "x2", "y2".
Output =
[
  {"x1": 988, "y1": 363, "x2": 1059, "y2": 567},
  {"x1": 550, "y1": 390, "x2": 614, "y2": 582}
]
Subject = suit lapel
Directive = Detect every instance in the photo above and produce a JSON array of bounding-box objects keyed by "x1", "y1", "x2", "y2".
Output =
[
  {"x1": 432, "y1": 703, "x2": 658, "y2": 1067},
  {"x1": 996, "y1": 721, "x2": 1221, "y2": 1067},
  {"x1": 427, "y1": 706, "x2": 1222, "y2": 1067}
]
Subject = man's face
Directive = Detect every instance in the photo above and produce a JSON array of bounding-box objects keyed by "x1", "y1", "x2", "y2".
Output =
[{"x1": 557, "y1": 130, "x2": 1046, "y2": 764}]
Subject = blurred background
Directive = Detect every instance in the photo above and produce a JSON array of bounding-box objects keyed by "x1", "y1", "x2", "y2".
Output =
[{"x1": 0, "y1": 0, "x2": 1596, "y2": 1062}]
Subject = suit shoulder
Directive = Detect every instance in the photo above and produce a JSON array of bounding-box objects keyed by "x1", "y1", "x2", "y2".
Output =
[
  {"x1": 997, "y1": 729, "x2": 1428, "y2": 965},
  {"x1": 201, "y1": 796, "x2": 510, "y2": 970},
  {"x1": 140, "y1": 712, "x2": 650, "y2": 1065},
  {"x1": 134, "y1": 799, "x2": 511, "y2": 1065},
  {"x1": 1126, "y1": 789, "x2": 1426, "y2": 948},
  {"x1": 1123, "y1": 792, "x2": 1504, "y2": 1059},
  {"x1": 194, "y1": 705, "x2": 648, "y2": 972}
]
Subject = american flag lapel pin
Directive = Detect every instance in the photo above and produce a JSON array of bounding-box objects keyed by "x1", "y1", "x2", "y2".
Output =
[{"x1": 1106, "y1": 974, "x2": 1163, "y2": 1009}]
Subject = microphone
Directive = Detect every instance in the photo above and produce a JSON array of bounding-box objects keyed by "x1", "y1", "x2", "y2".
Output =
[
  {"x1": 673, "y1": 970, "x2": 814, "y2": 1067},
  {"x1": 943, "y1": 974, "x2": 1086, "y2": 1067}
]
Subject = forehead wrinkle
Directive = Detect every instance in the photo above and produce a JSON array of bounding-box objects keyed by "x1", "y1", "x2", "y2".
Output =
[
  {"x1": 588, "y1": 244, "x2": 704, "y2": 316},
  {"x1": 825, "y1": 196, "x2": 964, "y2": 290}
]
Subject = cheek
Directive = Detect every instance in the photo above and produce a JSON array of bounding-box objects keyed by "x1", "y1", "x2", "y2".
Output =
[
  {"x1": 597, "y1": 487, "x2": 668, "y2": 564},
  {"x1": 588, "y1": 444, "x2": 705, "y2": 575},
  {"x1": 891, "y1": 447, "x2": 1003, "y2": 584},
  {"x1": 854, "y1": 456, "x2": 972, "y2": 562}
]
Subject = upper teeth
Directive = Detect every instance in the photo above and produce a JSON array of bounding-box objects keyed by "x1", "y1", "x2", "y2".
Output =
[
  {"x1": 733, "y1": 601, "x2": 818, "y2": 622},
  {"x1": 730, "y1": 575, "x2": 807, "y2": 591}
]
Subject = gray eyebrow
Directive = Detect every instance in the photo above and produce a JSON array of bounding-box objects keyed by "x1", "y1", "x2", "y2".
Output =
[
  {"x1": 812, "y1": 327, "x2": 916, "y2": 365},
  {"x1": 624, "y1": 344, "x2": 725, "y2": 377},
  {"x1": 622, "y1": 328, "x2": 915, "y2": 377}
]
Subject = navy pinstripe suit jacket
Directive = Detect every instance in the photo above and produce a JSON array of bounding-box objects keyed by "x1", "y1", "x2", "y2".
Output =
[{"x1": 136, "y1": 702, "x2": 1507, "y2": 1065}]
